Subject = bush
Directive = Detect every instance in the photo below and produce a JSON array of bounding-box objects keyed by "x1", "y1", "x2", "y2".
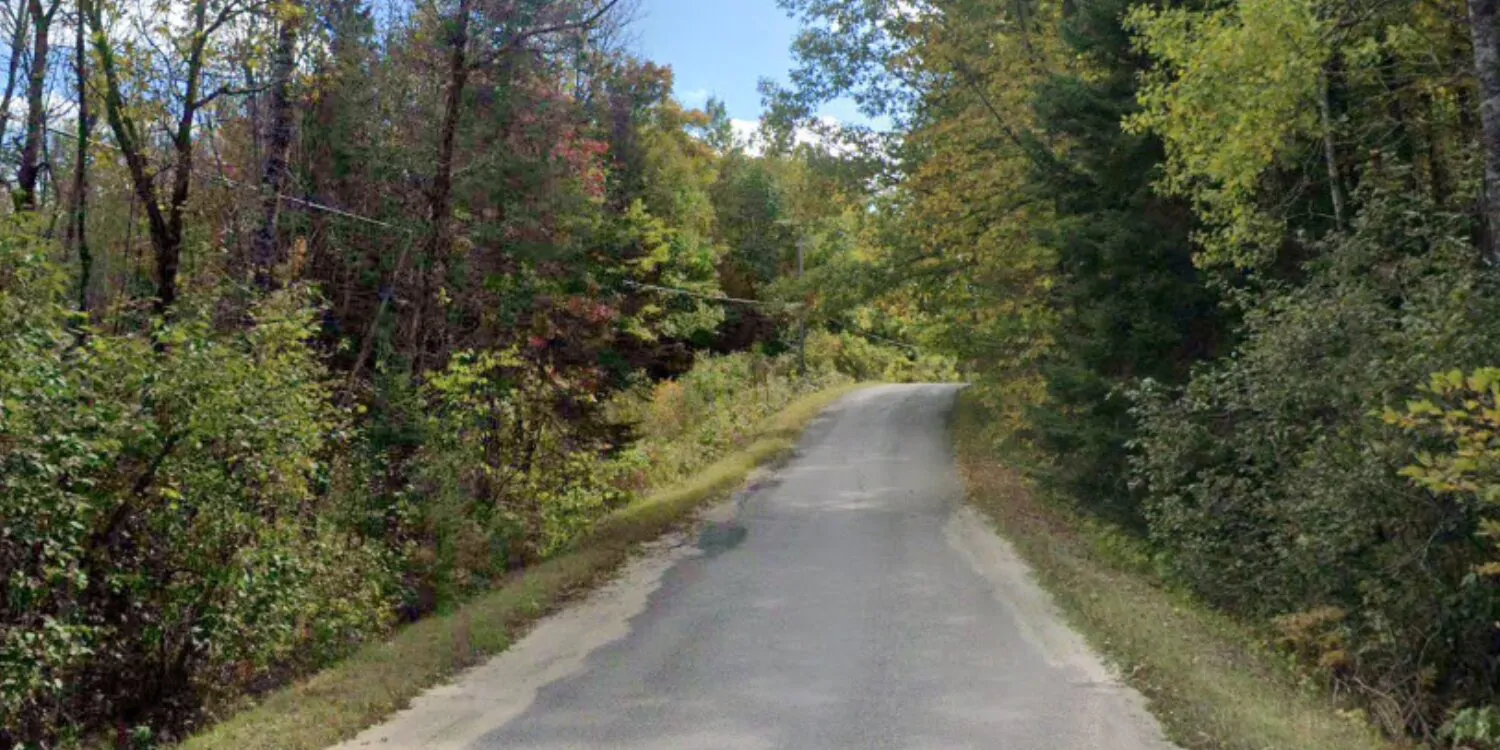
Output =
[
  {"x1": 608, "y1": 347, "x2": 853, "y2": 488},
  {"x1": 0, "y1": 234, "x2": 395, "y2": 745},
  {"x1": 399, "y1": 349, "x2": 633, "y2": 609},
  {"x1": 1387, "y1": 368, "x2": 1500, "y2": 745},
  {"x1": 803, "y1": 329, "x2": 959, "y2": 384},
  {"x1": 1128, "y1": 179, "x2": 1500, "y2": 734}
]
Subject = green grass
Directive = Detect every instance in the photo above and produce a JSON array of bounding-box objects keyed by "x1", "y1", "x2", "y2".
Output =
[
  {"x1": 951, "y1": 391, "x2": 1409, "y2": 750},
  {"x1": 178, "y1": 383, "x2": 866, "y2": 750}
]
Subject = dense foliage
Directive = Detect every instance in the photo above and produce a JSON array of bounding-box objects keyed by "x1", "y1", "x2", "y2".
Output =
[
  {"x1": 25, "y1": 0, "x2": 1500, "y2": 742},
  {"x1": 0, "y1": 0, "x2": 952, "y2": 744},
  {"x1": 773, "y1": 0, "x2": 1500, "y2": 742}
]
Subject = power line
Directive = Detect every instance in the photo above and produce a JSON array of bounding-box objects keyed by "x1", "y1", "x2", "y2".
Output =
[
  {"x1": 43, "y1": 128, "x2": 931, "y2": 355},
  {"x1": 844, "y1": 327, "x2": 919, "y2": 352},
  {"x1": 214, "y1": 176, "x2": 413, "y2": 234},
  {"x1": 44, "y1": 125, "x2": 415, "y2": 235}
]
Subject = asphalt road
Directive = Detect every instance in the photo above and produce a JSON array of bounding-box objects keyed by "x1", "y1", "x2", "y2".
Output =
[{"x1": 338, "y1": 384, "x2": 1174, "y2": 750}]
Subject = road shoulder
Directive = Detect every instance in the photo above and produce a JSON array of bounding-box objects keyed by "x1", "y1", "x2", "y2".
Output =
[
  {"x1": 952, "y1": 390, "x2": 1403, "y2": 750},
  {"x1": 176, "y1": 385, "x2": 866, "y2": 750}
]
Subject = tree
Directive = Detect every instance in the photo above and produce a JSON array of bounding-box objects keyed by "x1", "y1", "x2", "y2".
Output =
[
  {"x1": 1468, "y1": 0, "x2": 1500, "y2": 260},
  {"x1": 64, "y1": 0, "x2": 94, "y2": 311},
  {"x1": 249, "y1": 0, "x2": 304, "y2": 289},
  {"x1": 416, "y1": 0, "x2": 625, "y2": 365},
  {"x1": 1024, "y1": 0, "x2": 1222, "y2": 525},
  {"x1": 13, "y1": 0, "x2": 59, "y2": 211},
  {"x1": 0, "y1": 0, "x2": 31, "y2": 177},
  {"x1": 87, "y1": 0, "x2": 258, "y2": 313}
]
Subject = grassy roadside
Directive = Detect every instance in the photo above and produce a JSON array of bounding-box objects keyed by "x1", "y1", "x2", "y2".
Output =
[
  {"x1": 951, "y1": 391, "x2": 1409, "y2": 750},
  {"x1": 178, "y1": 383, "x2": 866, "y2": 750}
]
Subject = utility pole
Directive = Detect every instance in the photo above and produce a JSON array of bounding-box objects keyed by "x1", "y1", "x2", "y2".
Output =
[{"x1": 797, "y1": 236, "x2": 806, "y2": 377}]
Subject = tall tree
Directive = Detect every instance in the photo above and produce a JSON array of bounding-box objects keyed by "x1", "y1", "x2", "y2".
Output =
[
  {"x1": 65, "y1": 0, "x2": 92, "y2": 310},
  {"x1": 1469, "y1": 0, "x2": 1500, "y2": 260},
  {"x1": 417, "y1": 0, "x2": 473, "y2": 364},
  {"x1": 15, "y1": 0, "x2": 59, "y2": 211},
  {"x1": 0, "y1": 0, "x2": 31, "y2": 172},
  {"x1": 417, "y1": 0, "x2": 623, "y2": 363},
  {"x1": 86, "y1": 0, "x2": 253, "y2": 313},
  {"x1": 250, "y1": 0, "x2": 304, "y2": 289},
  {"x1": 1025, "y1": 0, "x2": 1222, "y2": 525}
]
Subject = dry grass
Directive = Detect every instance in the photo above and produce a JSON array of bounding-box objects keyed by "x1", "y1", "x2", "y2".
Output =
[
  {"x1": 178, "y1": 383, "x2": 866, "y2": 750},
  {"x1": 952, "y1": 391, "x2": 1408, "y2": 750}
]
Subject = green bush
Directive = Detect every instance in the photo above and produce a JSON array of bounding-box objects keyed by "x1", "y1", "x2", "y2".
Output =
[
  {"x1": 400, "y1": 349, "x2": 633, "y2": 609},
  {"x1": 603, "y1": 331, "x2": 941, "y2": 496},
  {"x1": 1388, "y1": 369, "x2": 1500, "y2": 746},
  {"x1": 803, "y1": 329, "x2": 959, "y2": 384},
  {"x1": 1129, "y1": 179, "x2": 1500, "y2": 733},
  {"x1": 1446, "y1": 705, "x2": 1500, "y2": 749},
  {"x1": 607, "y1": 347, "x2": 853, "y2": 488},
  {"x1": 389, "y1": 340, "x2": 898, "y2": 617},
  {"x1": 1387, "y1": 368, "x2": 1500, "y2": 578},
  {"x1": 0, "y1": 226, "x2": 395, "y2": 745}
]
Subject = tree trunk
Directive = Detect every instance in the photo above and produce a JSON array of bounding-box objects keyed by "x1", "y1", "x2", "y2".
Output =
[
  {"x1": 88, "y1": 0, "x2": 215, "y2": 315},
  {"x1": 0, "y1": 0, "x2": 31, "y2": 169},
  {"x1": 66, "y1": 0, "x2": 91, "y2": 311},
  {"x1": 15, "y1": 0, "x2": 55, "y2": 211},
  {"x1": 250, "y1": 1, "x2": 302, "y2": 290},
  {"x1": 1317, "y1": 68, "x2": 1347, "y2": 231},
  {"x1": 1468, "y1": 0, "x2": 1500, "y2": 260},
  {"x1": 418, "y1": 0, "x2": 471, "y2": 368},
  {"x1": 429, "y1": 0, "x2": 469, "y2": 248}
]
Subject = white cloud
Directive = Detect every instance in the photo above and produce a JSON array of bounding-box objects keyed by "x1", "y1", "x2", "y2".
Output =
[
  {"x1": 730, "y1": 118, "x2": 761, "y2": 150},
  {"x1": 728, "y1": 115, "x2": 853, "y2": 157},
  {"x1": 679, "y1": 88, "x2": 710, "y2": 106}
]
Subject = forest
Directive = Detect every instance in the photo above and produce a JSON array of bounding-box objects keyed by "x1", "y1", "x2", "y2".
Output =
[
  {"x1": 0, "y1": 0, "x2": 966, "y2": 744},
  {"x1": 11, "y1": 0, "x2": 1500, "y2": 744},
  {"x1": 769, "y1": 0, "x2": 1500, "y2": 745}
]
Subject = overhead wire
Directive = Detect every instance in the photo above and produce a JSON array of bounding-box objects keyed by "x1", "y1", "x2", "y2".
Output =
[{"x1": 41, "y1": 127, "x2": 926, "y2": 354}]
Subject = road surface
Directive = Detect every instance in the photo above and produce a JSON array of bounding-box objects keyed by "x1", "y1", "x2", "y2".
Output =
[{"x1": 336, "y1": 384, "x2": 1175, "y2": 750}]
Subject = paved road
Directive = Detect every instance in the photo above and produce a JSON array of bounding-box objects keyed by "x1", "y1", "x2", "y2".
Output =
[{"x1": 339, "y1": 384, "x2": 1174, "y2": 750}]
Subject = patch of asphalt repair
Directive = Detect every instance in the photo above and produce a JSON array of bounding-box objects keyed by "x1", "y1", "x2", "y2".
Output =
[{"x1": 333, "y1": 384, "x2": 1176, "y2": 750}]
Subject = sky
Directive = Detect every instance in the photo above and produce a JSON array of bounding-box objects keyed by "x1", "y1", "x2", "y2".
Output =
[{"x1": 630, "y1": 0, "x2": 868, "y2": 130}]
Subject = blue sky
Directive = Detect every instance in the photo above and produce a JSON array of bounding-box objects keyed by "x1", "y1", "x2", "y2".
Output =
[{"x1": 631, "y1": 0, "x2": 865, "y2": 126}]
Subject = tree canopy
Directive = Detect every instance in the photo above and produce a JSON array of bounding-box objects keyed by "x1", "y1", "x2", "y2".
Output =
[{"x1": 774, "y1": 0, "x2": 1500, "y2": 741}]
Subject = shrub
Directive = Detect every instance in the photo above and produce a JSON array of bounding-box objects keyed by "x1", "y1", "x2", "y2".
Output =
[
  {"x1": 608, "y1": 347, "x2": 853, "y2": 488},
  {"x1": 803, "y1": 329, "x2": 959, "y2": 384},
  {"x1": 1386, "y1": 368, "x2": 1500, "y2": 578},
  {"x1": 1387, "y1": 368, "x2": 1500, "y2": 746},
  {"x1": 0, "y1": 250, "x2": 396, "y2": 745},
  {"x1": 1129, "y1": 179, "x2": 1500, "y2": 735},
  {"x1": 401, "y1": 349, "x2": 632, "y2": 608}
]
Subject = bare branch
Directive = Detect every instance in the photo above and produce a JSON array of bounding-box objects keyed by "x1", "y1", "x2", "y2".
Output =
[{"x1": 193, "y1": 81, "x2": 272, "y2": 109}]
